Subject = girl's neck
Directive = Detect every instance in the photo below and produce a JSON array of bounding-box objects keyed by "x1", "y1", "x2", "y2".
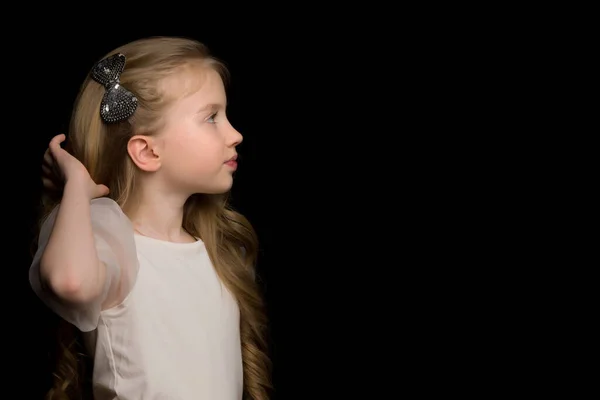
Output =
[{"x1": 124, "y1": 191, "x2": 194, "y2": 244}]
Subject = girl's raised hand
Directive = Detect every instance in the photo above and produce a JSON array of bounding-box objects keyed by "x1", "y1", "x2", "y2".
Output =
[{"x1": 46, "y1": 134, "x2": 109, "y2": 199}]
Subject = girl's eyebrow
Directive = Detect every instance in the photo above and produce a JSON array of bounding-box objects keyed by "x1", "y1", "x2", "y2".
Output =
[{"x1": 197, "y1": 103, "x2": 226, "y2": 113}]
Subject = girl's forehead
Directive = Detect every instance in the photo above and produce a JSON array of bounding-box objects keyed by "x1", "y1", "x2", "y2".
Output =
[{"x1": 160, "y1": 62, "x2": 223, "y2": 100}]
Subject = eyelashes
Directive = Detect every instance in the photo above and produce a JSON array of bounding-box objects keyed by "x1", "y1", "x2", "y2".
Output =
[{"x1": 207, "y1": 112, "x2": 218, "y2": 124}]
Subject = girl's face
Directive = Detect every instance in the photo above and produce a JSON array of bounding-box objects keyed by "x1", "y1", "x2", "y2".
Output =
[{"x1": 153, "y1": 64, "x2": 243, "y2": 195}]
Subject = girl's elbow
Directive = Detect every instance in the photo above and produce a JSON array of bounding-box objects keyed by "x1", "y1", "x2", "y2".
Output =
[{"x1": 42, "y1": 262, "x2": 102, "y2": 304}]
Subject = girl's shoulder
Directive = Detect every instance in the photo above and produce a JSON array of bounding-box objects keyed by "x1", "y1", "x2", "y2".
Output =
[
  {"x1": 89, "y1": 197, "x2": 134, "y2": 230},
  {"x1": 90, "y1": 196, "x2": 128, "y2": 216}
]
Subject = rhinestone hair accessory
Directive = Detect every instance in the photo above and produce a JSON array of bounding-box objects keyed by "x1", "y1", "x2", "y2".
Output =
[{"x1": 91, "y1": 53, "x2": 138, "y2": 123}]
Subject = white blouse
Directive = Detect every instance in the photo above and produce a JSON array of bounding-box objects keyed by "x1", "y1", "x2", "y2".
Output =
[{"x1": 30, "y1": 198, "x2": 243, "y2": 399}]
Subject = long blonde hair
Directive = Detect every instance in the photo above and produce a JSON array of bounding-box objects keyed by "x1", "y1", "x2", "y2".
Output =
[{"x1": 40, "y1": 36, "x2": 271, "y2": 399}]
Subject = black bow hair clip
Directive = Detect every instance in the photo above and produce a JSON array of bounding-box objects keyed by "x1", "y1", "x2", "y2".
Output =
[{"x1": 91, "y1": 53, "x2": 138, "y2": 123}]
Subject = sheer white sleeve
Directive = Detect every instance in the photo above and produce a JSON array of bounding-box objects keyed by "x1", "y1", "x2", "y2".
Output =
[{"x1": 29, "y1": 197, "x2": 139, "y2": 332}]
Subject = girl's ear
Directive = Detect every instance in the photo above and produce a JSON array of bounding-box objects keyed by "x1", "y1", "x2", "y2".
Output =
[{"x1": 127, "y1": 135, "x2": 161, "y2": 172}]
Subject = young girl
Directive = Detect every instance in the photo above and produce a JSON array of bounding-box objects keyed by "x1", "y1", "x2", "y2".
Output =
[{"x1": 30, "y1": 36, "x2": 271, "y2": 399}]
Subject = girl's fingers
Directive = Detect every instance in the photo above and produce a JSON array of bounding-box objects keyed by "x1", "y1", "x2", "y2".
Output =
[
  {"x1": 42, "y1": 164, "x2": 52, "y2": 177},
  {"x1": 43, "y1": 148, "x2": 54, "y2": 166},
  {"x1": 48, "y1": 134, "x2": 66, "y2": 157},
  {"x1": 42, "y1": 177, "x2": 58, "y2": 191}
]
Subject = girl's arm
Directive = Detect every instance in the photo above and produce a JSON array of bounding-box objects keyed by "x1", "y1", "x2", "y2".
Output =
[
  {"x1": 31, "y1": 134, "x2": 137, "y2": 332},
  {"x1": 40, "y1": 179, "x2": 108, "y2": 305},
  {"x1": 37, "y1": 134, "x2": 110, "y2": 306}
]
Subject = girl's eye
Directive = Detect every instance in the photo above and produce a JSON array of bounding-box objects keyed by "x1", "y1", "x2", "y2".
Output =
[{"x1": 207, "y1": 112, "x2": 218, "y2": 124}]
